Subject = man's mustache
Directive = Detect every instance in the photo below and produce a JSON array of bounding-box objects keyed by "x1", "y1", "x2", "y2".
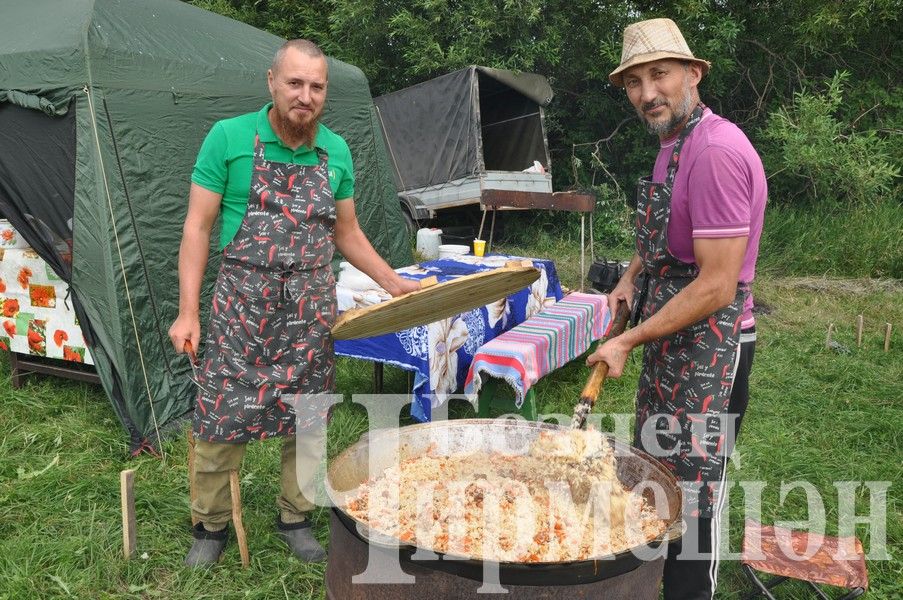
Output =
[{"x1": 641, "y1": 99, "x2": 668, "y2": 112}]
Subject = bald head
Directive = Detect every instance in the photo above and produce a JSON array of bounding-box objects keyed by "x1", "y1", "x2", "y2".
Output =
[{"x1": 271, "y1": 39, "x2": 327, "y2": 78}]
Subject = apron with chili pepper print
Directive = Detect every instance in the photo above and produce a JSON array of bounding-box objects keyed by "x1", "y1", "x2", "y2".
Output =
[
  {"x1": 192, "y1": 133, "x2": 337, "y2": 443},
  {"x1": 633, "y1": 105, "x2": 748, "y2": 518}
]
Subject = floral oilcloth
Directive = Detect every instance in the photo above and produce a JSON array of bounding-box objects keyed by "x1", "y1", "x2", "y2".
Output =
[{"x1": 0, "y1": 246, "x2": 92, "y2": 364}]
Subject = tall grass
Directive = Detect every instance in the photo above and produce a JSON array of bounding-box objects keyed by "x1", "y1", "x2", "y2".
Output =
[
  {"x1": 758, "y1": 201, "x2": 903, "y2": 279},
  {"x1": 498, "y1": 183, "x2": 903, "y2": 279},
  {"x1": 498, "y1": 192, "x2": 903, "y2": 281}
]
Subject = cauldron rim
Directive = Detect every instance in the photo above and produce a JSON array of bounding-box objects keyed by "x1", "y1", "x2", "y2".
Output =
[{"x1": 331, "y1": 507, "x2": 669, "y2": 586}]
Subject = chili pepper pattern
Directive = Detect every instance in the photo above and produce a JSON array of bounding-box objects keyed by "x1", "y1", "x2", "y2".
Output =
[
  {"x1": 632, "y1": 106, "x2": 748, "y2": 518},
  {"x1": 193, "y1": 135, "x2": 337, "y2": 443}
]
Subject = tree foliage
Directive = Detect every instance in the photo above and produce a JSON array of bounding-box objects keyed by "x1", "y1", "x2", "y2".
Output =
[{"x1": 187, "y1": 0, "x2": 902, "y2": 210}]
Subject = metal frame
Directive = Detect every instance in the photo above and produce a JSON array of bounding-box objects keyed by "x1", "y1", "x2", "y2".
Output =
[
  {"x1": 478, "y1": 189, "x2": 596, "y2": 290},
  {"x1": 8, "y1": 351, "x2": 100, "y2": 388},
  {"x1": 741, "y1": 564, "x2": 866, "y2": 600},
  {"x1": 476, "y1": 377, "x2": 538, "y2": 420}
]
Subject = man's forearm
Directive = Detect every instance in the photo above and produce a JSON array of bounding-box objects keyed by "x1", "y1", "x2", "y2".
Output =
[
  {"x1": 621, "y1": 274, "x2": 736, "y2": 348},
  {"x1": 334, "y1": 225, "x2": 398, "y2": 289},
  {"x1": 621, "y1": 254, "x2": 643, "y2": 285},
  {"x1": 177, "y1": 226, "x2": 211, "y2": 316}
]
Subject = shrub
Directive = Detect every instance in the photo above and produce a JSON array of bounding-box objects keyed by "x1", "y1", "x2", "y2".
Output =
[{"x1": 761, "y1": 71, "x2": 901, "y2": 206}]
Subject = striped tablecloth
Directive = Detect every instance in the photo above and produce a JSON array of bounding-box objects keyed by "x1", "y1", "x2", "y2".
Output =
[{"x1": 464, "y1": 292, "x2": 610, "y2": 408}]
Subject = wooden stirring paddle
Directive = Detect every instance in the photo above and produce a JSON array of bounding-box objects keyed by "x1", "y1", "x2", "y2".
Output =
[{"x1": 570, "y1": 301, "x2": 632, "y2": 429}]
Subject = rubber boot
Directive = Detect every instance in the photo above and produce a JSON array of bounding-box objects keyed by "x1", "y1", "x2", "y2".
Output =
[
  {"x1": 276, "y1": 516, "x2": 326, "y2": 562},
  {"x1": 184, "y1": 522, "x2": 228, "y2": 567}
]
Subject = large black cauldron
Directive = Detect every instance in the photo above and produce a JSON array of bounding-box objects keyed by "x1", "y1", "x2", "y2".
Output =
[{"x1": 325, "y1": 419, "x2": 682, "y2": 598}]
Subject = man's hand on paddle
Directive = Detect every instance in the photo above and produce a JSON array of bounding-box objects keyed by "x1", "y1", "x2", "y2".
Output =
[{"x1": 586, "y1": 333, "x2": 633, "y2": 378}]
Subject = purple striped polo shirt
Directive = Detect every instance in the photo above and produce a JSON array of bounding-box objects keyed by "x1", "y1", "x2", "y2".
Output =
[{"x1": 652, "y1": 107, "x2": 767, "y2": 328}]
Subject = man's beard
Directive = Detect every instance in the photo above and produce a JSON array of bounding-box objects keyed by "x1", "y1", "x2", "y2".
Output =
[
  {"x1": 637, "y1": 81, "x2": 694, "y2": 137},
  {"x1": 274, "y1": 104, "x2": 320, "y2": 147}
]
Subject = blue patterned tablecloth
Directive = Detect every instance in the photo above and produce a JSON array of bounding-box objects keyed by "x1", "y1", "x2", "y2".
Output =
[{"x1": 334, "y1": 254, "x2": 563, "y2": 421}]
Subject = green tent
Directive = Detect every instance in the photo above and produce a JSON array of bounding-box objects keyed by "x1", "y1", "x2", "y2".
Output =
[{"x1": 0, "y1": 0, "x2": 410, "y2": 451}]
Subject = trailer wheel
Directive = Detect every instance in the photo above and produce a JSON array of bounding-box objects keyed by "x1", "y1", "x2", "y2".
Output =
[{"x1": 400, "y1": 205, "x2": 418, "y2": 236}]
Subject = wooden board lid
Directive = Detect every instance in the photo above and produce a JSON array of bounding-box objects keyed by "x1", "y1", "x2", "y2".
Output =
[{"x1": 331, "y1": 266, "x2": 539, "y2": 340}]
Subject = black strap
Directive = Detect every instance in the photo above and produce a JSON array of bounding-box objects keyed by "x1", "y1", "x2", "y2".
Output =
[{"x1": 664, "y1": 104, "x2": 706, "y2": 187}]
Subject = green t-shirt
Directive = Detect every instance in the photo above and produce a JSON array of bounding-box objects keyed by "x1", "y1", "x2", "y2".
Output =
[{"x1": 192, "y1": 103, "x2": 355, "y2": 249}]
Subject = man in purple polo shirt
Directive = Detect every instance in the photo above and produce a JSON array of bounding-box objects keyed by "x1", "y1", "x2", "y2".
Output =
[{"x1": 587, "y1": 18, "x2": 766, "y2": 600}]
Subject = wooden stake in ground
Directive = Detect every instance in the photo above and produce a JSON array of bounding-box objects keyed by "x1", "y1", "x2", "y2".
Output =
[
  {"x1": 187, "y1": 429, "x2": 199, "y2": 526},
  {"x1": 856, "y1": 314, "x2": 864, "y2": 347},
  {"x1": 825, "y1": 323, "x2": 835, "y2": 349},
  {"x1": 120, "y1": 469, "x2": 136, "y2": 559},
  {"x1": 884, "y1": 323, "x2": 892, "y2": 352},
  {"x1": 229, "y1": 470, "x2": 250, "y2": 567}
]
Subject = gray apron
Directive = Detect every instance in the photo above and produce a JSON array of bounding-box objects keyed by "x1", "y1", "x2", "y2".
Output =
[
  {"x1": 633, "y1": 105, "x2": 748, "y2": 518},
  {"x1": 193, "y1": 133, "x2": 337, "y2": 443}
]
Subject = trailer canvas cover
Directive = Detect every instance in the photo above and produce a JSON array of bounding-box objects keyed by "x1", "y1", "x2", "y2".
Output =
[{"x1": 375, "y1": 66, "x2": 554, "y2": 198}]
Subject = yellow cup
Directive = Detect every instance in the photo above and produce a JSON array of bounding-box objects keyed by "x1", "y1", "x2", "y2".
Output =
[{"x1": 473, "y1": 238, "x2": 486, "y2": 257}]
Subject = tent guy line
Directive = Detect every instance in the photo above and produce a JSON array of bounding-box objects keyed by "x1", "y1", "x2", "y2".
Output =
[{"x1": 84, "y1": 84, "x2": 165, "y2": 458}]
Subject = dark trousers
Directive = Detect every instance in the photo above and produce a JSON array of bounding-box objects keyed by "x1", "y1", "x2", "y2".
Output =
[{"x1": 662, "y1": 329, "x2": 756, "y2": 600}]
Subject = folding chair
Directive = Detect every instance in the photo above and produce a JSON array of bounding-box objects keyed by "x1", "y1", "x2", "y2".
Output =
[{"x1": 741, "y1": 519, "x2": 868, "y2": 600}]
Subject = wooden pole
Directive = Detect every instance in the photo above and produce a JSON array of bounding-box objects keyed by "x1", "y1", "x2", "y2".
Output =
[
  {"x1": 825, "y1": 323, "x2": 835, "y2": 349},
  {"x1": 229, "y1": 470, "x2": 250, "y2": 567},
  {"x1": 884, "y1": 323, "x2": 892, "y2": 352},
  {"x1": 120, "y1": 469, "x2": 136, "y2": 559},
  {"x1": 187, "y1": 429, "x2": 199, "y2": 526},
  {"x1": 856, "y1": 315, "x2": 864, "y2": 347}
]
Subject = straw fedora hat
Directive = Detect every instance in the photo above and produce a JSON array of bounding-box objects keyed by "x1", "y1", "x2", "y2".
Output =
[{"x1": 609, "y1": 18, "x2": 711, "y2": 87}]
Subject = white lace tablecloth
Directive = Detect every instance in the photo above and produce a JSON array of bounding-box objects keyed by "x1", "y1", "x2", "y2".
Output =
[{"x1": 333, "y1": 254, "x2": 561, "y2": 421}]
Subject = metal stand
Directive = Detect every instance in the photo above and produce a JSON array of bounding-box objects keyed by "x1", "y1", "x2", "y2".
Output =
[
  {"x1": 478, "y1": 190, "x2": 596, "y2": 290},
  {"x1": 740, "y1": 520, "x2": 868, "y2": 600},
  {"x1": 476, "y1": 377, "x2": 537, "y2": 420},
  {"x1": 8, "y1": 351, "x2": 100, "y2": 388},
  {"x1": 373, "y1": 362, "x2": 383, "y2": 393},
  {"x1": 741, "y1": 564, "x2": 865, "y2": 600}
]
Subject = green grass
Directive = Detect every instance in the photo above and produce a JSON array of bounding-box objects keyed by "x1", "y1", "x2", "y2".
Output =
[
  {"x1": 758, "y1": 201, "x2": 903, "y2": 279},
  {"x1": 0, "y1": 256, "x2": 900, "y2": 598}
]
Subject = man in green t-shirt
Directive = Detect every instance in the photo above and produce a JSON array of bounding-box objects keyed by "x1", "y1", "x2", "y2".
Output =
[{"x1": 168, "y1": 39, "x2": 419, "y2": 566}]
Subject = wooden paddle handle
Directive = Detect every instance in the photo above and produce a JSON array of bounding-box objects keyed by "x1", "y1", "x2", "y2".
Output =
[
  {"x1": 579, "y1": 360, "x2": 611, "y2": 402},
  {"x1": 183, "y1": 340, "x2": 197, "y2": 364},
  {"x1": 578, "y1": 304, "x2": 630, "y2": 399},
  {"x1": 572, "y1": 302, "x2": 631, "y2": 428}
]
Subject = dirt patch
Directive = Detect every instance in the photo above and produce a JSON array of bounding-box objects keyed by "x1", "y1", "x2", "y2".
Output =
[{"x1": 752, "y1": 300, "x2": 774, "y2": 315}]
